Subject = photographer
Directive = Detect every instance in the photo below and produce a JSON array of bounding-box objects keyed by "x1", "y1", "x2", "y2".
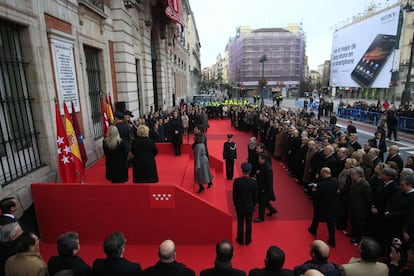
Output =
[{"x1": 389, "y1": 240, "x2": 414, "y2": 276}]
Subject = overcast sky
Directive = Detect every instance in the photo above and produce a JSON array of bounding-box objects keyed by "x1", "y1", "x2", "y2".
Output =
[{"x1": 189, "y1": 0, "x2": 399, "y2": 70}]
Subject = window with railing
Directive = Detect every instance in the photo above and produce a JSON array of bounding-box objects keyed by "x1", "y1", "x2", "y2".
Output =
[
  {"x1": 84, "y1": 46, "x2": 104, "y2": 140},
  {"x1": 78, "y1": 0, "x2": 104, "y2": 12},
  {"x1": 0, "y1": 21, "x2": 43, "y2": 186}
]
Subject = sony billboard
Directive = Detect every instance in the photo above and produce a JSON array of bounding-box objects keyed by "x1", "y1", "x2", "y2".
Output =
[{"x1": 330, "y1": 5, "x2": 400, "y2": 88}]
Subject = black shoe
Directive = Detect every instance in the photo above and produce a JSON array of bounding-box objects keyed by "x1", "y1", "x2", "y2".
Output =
[
  {"x1": 328, "y1": 240, "x2": 336, "y2": 248},
  {"x1": 253, "y1": 218, "x2": 264, "y2": 223},
  {"x1": 208, "y1": 182, "x2": 213, "y2": 189},
  {"x1": 267, "y1": 210, "x2": 278, "y2": 216},
  {"x1": 196, "y1": 186, "x2": 204, "y2": 193},
  {"x1": 395, "y1": 139, "x2": 400, "y2": 141},
  {"x1": 245, "y1": 240, "x2": 252, "y2": 245},
  {"x1": 307, "y1": 227, "x2": 317, "y2": 236},
  {"x1": 235, "y1": 238, "x2": 243, "y2": 245}
]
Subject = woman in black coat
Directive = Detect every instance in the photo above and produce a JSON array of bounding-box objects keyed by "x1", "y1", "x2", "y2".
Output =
[
  {"x1": 103, "y1": 125, "x2": 130, "y2": 183},
  {"x1": 131, "y1": 125, "x2": 159, "y2": 183}
]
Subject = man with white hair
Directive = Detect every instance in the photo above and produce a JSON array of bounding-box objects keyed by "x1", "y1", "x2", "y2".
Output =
[
  {"x1": 385, "y1": 145, "x2": 403, "y2": 173},
  {"x1": 368, "y1": 148, "x2": 381, "y2": 169},
  {"x1": 348, "y1": 167, "x2": 373, "y2": 245}
]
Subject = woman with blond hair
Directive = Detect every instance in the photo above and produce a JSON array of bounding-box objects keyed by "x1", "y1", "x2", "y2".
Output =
[
  {"x1": 103, "y1": 125, "x2": 130, "y2": 183},
  {"x1": 131, "y1": 125, "x2": 159, "y2": 183}
]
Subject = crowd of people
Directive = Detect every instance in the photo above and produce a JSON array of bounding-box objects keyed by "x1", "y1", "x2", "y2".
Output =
[
  {"x1": 2, "y1": 97, "x2": 414, "y2": 275},
  {"x1": 227, "y1": 99, "x2": 414, "y2": 275}
]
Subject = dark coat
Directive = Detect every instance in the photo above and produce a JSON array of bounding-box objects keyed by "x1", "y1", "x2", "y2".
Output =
[
  {"x1": 317, "y1": 155, "x2": 337, "y2": 177},
  {"x1": 92, "y1": 257, "x2": 142, "y2": 276},
  {"x1": 385, "y1": 191, "x2": 414, "y2": 238},
  {"x1": 348, "y1": 178, "x2": 373, "y2": 218},
  {"x1": 200, "y1": 267, "x2": 246, "y2": 276},
  {"x1": 131, "y1": 137, "x2": 158, "y2": 183},
  {"x1": 223, "y1": 141, "x2": 237, "y2": 160},
  {"x1": 0, "y1": 241, "x2": 14, "y2": 276},
  {"x1": 249, "y1": 267, "x2": 294, "y2": 276},
  {"x1": 149, "y1": 128, "x2": 163, "y2": 142},
  {"x1": 312, "y1": 177, "x2": 339, "y2": 222},
  {"x1": 233, "y1": 176, "x2": 257, "y2": 215},
  {"x1": 169, "y1": 117, "x2": 183, "y2": 145},
  {"x1": 143, "y1": 261, "x2": 195, "y2": 276},
  {"x1": 386, "y1": 154, "x2": 404, "y2": 173},
  {"x1": 368, "y1": 138, "x2": 387, "y2": 161},
  {"x1": 256, "y1": 163, "x2": 276, "y2": 202},
  {"x1": 115, "y1": 122, "x2": 131, "y2": 143},
  {"x1": 103, "y1": 139, "x2": 130, "y2": 183},
  {"x1": 48, "y1": 255, "x2": 93, "y2": 276},
  {"x1": 373, "y1": 180, "x2": 399, "y2": 213}
]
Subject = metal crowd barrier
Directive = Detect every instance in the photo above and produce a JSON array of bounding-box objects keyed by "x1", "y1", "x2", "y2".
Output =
[
  {"x1": 294, "y1": 101, "x2": 414, "y2": 133},
  {"x1": 337, "y1": 107, "x2": 414, "y2": 133}
]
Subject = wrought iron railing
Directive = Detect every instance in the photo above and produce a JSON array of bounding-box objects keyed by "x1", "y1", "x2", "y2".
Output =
[
  {"x1": 79, "y1": 0, "x2": 104, "y2": 12},
  {"x1": 0, "y1": 21, "x2": 43, "y2": 186}
]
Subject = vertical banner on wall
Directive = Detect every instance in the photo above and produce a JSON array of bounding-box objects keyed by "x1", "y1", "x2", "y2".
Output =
[{"x1": 50, "y1": 38, "x2": 80, "y2": 114}]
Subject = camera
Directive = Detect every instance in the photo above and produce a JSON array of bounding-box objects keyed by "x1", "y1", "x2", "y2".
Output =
[{"x1": 392, "y1": 238, "x2": 402, "y2": 248}]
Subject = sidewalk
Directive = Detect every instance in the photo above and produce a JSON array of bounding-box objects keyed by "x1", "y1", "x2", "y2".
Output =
[{"x1": 275, "y1": 97, "x2": 414, "y2": 142}]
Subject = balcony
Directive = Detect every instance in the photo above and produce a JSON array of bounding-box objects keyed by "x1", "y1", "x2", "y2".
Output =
[{"x1": 78, "y1": 0, "x2": 106, "y2": 15}]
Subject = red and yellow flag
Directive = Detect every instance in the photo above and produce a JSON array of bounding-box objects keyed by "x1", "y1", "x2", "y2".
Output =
[
  {"x1": 56, "y1": 102, "x2": 76, "y2": 183},
  {"x1": 106, "y1": 95, "x2": 114, "y2": 124},
  {"x1": 100, "y1": 96, "x2": 109, "y2": 137},
  {"x1": 64, "y1": 102, "x2": 84, "y2": 177}
]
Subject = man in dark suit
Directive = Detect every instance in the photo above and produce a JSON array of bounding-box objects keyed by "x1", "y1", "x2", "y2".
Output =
[
  {"x1": 369, "y1": 167, "x2": 399, "y2": 249},
  {"x1": 223, "y1": 134, "x2": 237, "y2": 180},
  {"x1": 169, "y1": 110, "x2": 184, "y2": 156},
  {"x1": 384, "y1": 175, "x2": 414, "y2": 246},
  {"x1": 348, "y1": 134, "x2": 361, "y2": 154},
  {"x1": 143, "y1": 239, "x2": 195, "y2": 276},
  {"x1": 114, "y1": 111, "x2": 131, "y2": 145},
  {"x1": 233, "y1": 163, "x2": 257, "y2": 245},
  {"x1": 254, "y1": 153, "x2": 277, "y2": 223},
  {"x1": 0, "y1": 222, "x2": 23, "y2": 276},
  {"x1": 0, "y1": 197, "x2": 18, "y2": 226},
  {"x1": 308, "y1": 167, "x2": 340, "y2": 247},
  {"x1": 332, "y1": 147, "x2": 349, "y2": 178},
  {"x1": 200, "y1": 240, "x2": 246, "y2": 276},
  {"x1": 368, "y1": 148, "x2": 381, "y2": 170},
  {"x1": 385, "y1": 145, "x2": 404, "y2": 173},
  {"x1": 346, "y1": 120, "x2": 357, "y2": 134},
  {"x1": 316, "y1": 145, "x2": 336, "y2": 180},
  {"x1": 48, "y1": 232, "x2": 92, "y2": 275},
  {"x1": 348, "y1": 167, "x2": 373, "y2": 244},
  {"x1": 248, "y1": 246, "x2": 294, "y2": 276},
  {"x1": 368, "y1": 131, "x2": 387, "y2": 162},
  {"x1": 92, "y1": 232, "x2": 142, "y2": 276}
]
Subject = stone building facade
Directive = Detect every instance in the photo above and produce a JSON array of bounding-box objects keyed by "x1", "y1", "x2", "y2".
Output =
[{"x1": 0, "y1": 0, "x2": 200, "y2": 213}]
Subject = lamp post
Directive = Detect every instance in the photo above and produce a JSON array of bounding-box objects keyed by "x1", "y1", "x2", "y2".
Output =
[
  {"x1": 259, "y1": 54, "x2": 267, "y2": 109},
  {"x1": 238, "y1": 69, "x2": 241, "y2": 100}
]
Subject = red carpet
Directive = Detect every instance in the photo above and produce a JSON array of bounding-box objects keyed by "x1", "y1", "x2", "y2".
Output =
[{"x1": 36, "y1": 119, "x2": 358, "y2": 273}]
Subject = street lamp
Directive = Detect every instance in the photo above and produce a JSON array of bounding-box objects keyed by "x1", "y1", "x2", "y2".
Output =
[
  {"x1": 238, "y1": 69, "x2": 241, "y2": 100},
  {"x1": 259, "y1": 54, "x2": 268, "y2": 109}
]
